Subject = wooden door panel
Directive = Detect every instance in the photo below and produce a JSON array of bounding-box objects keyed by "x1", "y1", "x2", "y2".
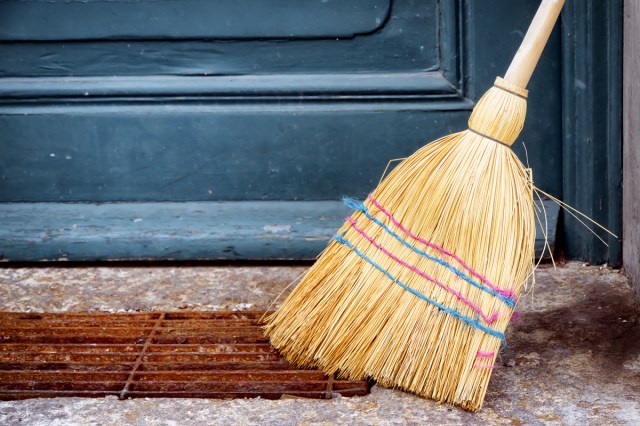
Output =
[
  {"x1": 0, "y1": 1, "x2": 437, "y2": 76},
  {"x1": 0, "y1": 0, "x2": 619, "y2": 262},
  {"x1": 0, "y1": 106, "x2": 470, "y2": 202},
  {"x1": 0, "y1": 0, "x2": 390, "y2": 40}
]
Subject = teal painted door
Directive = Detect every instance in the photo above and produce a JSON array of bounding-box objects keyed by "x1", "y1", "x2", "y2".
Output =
[{"x1": 0, "y1": 0, "x2": 621, "y2": 262}]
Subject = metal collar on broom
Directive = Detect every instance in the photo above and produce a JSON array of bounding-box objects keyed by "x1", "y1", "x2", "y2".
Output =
[{"x1": 265, "y1": 0, "x2": 565, "y2": 412}]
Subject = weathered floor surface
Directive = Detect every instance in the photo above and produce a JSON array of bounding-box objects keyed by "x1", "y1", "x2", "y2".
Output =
[{"x1": 0, "y1": 262, "x2": 638, "y2": 425}]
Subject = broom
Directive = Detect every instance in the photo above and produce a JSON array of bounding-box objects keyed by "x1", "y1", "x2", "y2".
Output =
[{"x1": 265, "y1": 0, "x2": 564, "y2": 411}]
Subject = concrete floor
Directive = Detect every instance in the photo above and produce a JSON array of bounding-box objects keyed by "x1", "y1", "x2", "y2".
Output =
[{"x1": 0, "y1": 262, "x2": 639, "y2": 425}]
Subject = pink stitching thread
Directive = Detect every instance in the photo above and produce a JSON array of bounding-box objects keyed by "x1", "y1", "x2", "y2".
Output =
[
  {"x1": 511, "y1": 310, "x2": 522, "y2": 323},
  {"x1": 348, "y1": 217, "x2": 500, "y2": 325},
  {"x1": 474, "y1": 365, "x2": 496, "y2": 369},
  {"x1": 367, "y1": 195, "x2": 516, "y2": 299},
  {"x1": 476, "y1": 351, "x2": 495, "y2": 358}
]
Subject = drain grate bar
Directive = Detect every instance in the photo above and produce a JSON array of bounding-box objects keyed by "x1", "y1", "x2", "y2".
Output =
[
  {"x1": 119, "y1": 312, "x2": 165, "y2": 399},
  {"x1": 0, "y1": 311, "x2": 370, "y2": 400}
]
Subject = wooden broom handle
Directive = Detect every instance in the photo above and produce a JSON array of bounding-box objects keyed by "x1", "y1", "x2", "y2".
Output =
[{"x1": 504, "y1": 0, "x2": 565, "y2": 89}]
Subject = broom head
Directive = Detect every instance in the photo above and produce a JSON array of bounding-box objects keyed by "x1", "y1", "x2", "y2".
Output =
[{"x1": 265, "y1": 77, "x2": 535, "y2": 411}]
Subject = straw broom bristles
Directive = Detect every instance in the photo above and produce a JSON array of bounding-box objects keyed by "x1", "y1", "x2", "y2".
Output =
[
  {"x1": 265, "y1": 79, "x2": 533, "y2": 411},
  {"x1": 265, "y1": 0, "x2": 565, "y2": 412}
]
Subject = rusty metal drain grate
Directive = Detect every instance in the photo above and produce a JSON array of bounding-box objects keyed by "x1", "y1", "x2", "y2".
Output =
[{"x1": 0, "y1": 311, "x2": 370, "y2": 400}]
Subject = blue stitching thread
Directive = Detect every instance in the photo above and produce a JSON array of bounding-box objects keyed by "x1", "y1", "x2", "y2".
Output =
[
  {"x1": 342, "y1": 198, "x2": 515, "y2": 308},
  {"x1": 334, "y1": 234, "x2": 505, "y2": 340}
]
